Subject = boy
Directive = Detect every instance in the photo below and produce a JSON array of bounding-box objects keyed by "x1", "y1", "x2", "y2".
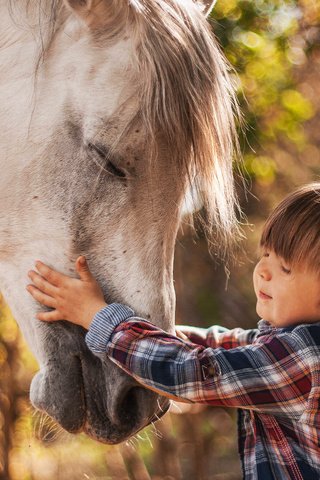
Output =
[{"x1": 27, "y1": 183, "x2": 320, "y2": 479}]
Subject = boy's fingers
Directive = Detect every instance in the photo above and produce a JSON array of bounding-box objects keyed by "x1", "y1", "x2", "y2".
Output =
[
  {"x1": 76, "y1": 256, "x2": 94, "y2": 282},
  {"x1": 35, "y1": 261, "x2": 65, "y2": 286},
  {"x1": 36, "y1": 310, "x2": 64, "y2": 322},
  {"x1": 175, "y1": 329, "x2": 189, "y2": 341},
  {"x1": 28, "y1": 270, "x2": 58, "y2": 296},
  {"x1": 26, "y1": 285, "x2": 57, "y2": 309}
]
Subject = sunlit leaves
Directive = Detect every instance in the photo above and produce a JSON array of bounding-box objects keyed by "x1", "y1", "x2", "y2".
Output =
[
  {"x1": 281, "y1": 89, "x2": 314, "y2": 120},
  {"x1": 245, "y1": 154, "x2": 277, "y2": 185},
  {"x1": 211, "y1": 0, "x2": 318, "y2": 186}
]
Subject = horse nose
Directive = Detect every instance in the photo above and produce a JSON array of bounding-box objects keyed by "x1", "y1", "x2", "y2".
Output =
[{"x1": 108, "y1": 381, "x2": 167, "y2": 428}]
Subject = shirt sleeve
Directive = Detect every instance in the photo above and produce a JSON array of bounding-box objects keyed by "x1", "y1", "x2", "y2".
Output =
[
  {"x1": 176, "y1": 325, "x2": 258, "y2": 348},
  {"x1": 85, "y1": 304, "x2": 311, "y2": 417}
]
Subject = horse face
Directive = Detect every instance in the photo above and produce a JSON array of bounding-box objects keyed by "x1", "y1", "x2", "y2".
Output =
[
  {"x1": 0, "y1": 0, "x2": 235, "y2": 443},
  {"x1": 27, "y1": 43, "x2": 178, "y2": 441},
  {"x1": 0, "y1": 1, "x2": 185, "y2": 443},
  {"x1": 36, "y1": 17, "x2": 182, "y2": 325}
]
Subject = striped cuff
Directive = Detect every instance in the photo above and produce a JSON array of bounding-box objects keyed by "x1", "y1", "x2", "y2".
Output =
[{"x1": 85, "y1": 303, "x2": 135, "y2": 354}]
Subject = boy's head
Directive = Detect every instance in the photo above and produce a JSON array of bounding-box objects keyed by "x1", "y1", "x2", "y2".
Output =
[
  {"x1": 253, "y1": 183, "x2": 320, "y2": 327},
  {"x1": 260, "y1": 183, "x2": 320, "y2": 274}
]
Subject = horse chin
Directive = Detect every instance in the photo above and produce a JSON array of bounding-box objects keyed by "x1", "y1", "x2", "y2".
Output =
[
  {"x1": 83, "y1": 397, "x2": 170, "y2": 445},
  {"x1": 82, "y1": 381, "x2": 170, "y2": 444}
]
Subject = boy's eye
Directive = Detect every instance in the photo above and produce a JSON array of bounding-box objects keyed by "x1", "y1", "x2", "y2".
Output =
[{"x1": 281, "y1": 265, "x2": 291, "y2": 274}]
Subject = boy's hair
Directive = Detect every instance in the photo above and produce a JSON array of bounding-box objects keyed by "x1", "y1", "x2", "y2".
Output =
[{"x1": 260, "y1": 183, "x2": 320, "y2": 272}]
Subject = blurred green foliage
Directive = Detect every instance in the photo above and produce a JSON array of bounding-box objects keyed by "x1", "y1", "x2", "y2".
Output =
[{"x1": 212, "y1": 0, "x2": 320, "y2": 190}]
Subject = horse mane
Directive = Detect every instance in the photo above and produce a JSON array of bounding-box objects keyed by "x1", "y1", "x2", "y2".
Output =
[
  {"x1": 10, "y1": 0, "x2": 242, "y2": 257},
  {"x1": 131, "y1": 1, "x2": 242, "y2": 257}
]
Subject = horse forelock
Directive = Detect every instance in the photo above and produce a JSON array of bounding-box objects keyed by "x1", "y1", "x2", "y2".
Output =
[
  {"x1": 10, "y1": 0, "x2": 241, "y2": 257},
  {"x1": 132, "y1": 1, "x2": 242, "y2": 255}
]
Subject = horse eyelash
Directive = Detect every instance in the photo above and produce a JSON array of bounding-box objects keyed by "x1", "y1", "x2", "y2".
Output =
[{"x1": 87, "y1": 142, "x2": 126, "y2": 178}]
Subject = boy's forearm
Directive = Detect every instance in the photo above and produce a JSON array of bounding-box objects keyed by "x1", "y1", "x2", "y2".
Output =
[
  {"x1": 86, "y1": 304, "x2": 218, "y2": 403},
  {"x1": 85, "y1": 305, "x2": 258, "y2": 405},
  {"x1": 177, "y1": 324, "x2": 258, "y2": 349},
  {"x1": 86, "y1": 304, "x2": 258, "y2": 359}
]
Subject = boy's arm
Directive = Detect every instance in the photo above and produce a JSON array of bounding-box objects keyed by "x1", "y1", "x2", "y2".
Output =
[
  {"x1": 86, "y1": 304, "x2": 311, "y2": 417},
  {"x1": 176, "y1": 324, "x2": 258, "y2": 349}
]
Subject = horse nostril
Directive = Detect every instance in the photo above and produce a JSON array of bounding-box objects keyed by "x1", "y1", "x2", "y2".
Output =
[
  {"x1": 111, "y1": 386, "x2": 162, "y2": 429},
  {"x1": 116, "y1": 386, "x2": 140, "y2": 426}
]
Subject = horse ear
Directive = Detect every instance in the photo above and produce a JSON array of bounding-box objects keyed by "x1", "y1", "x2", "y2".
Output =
[
  {"x1": 196, "y1": 1, "x2": 217, "y2": 17},
  {"x1": 65, "y1": 1, "x2": 216, "y2": 26},
  {"x1": 63, "y1": 0, "x2": 112, "y2": 28}
]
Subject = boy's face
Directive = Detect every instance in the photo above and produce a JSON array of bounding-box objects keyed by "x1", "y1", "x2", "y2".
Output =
[{"x1": 253, "y1": 250, "x2": 320, "y2": 327}]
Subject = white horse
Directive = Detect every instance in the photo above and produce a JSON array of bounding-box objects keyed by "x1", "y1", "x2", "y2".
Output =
[{"x1": 0, "y1": 0, "x2": 239, "y2": 443}]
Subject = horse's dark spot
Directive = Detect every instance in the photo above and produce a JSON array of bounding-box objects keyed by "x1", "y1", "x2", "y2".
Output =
[
  {"x1": 123, "y1": 250, "x2": 127, "y2": 254},
  {"x1": 64, "y1": 119, "x2": 83, "y2": 147},
  {"x1": 135, "y1": 130, "x2": 140, "y2": 133},
  {"x1": 33, "y1": 196, "x2": 39, "y2": 199},
  {"x1": 146, "y1": 314, "x2": 151, "y2": 319}
]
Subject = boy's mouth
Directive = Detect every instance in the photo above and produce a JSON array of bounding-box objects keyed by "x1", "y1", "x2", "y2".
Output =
[{"x1": 259, "y1": 290, "x2": 272, "y2": 300}]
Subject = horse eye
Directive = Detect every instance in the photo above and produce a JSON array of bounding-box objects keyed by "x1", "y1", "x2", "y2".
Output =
[{"x1": 87, "y1": 142, "x2": 126, "y2": 178}]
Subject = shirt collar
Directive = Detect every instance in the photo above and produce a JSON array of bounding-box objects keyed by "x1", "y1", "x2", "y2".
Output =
[
  {"x1": 257, "y1": 319, "x2": 276, "y2": 334},
  {"x1": 257, "y1": 318, "x2": 320, "y2": 335},
  {"x1": 257, "y1": 319, "x2": 295, "y2": 335}
]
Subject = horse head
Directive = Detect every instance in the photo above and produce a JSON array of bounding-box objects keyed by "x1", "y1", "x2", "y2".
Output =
[{"x1": 0, "y1": 0, "x2": 238, "y2": 443}]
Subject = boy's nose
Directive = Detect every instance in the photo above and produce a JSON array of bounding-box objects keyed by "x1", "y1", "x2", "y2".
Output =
[
  {"x1": 257, "y1": 261, "x2": 272, "y2": 281},
  {"x1": 260, "y1": 269, "x2": 271, "y2": 281}
]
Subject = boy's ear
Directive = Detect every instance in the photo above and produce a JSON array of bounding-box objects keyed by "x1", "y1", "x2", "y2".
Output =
[{"x1": 197, "y1": 0, "x2": 217, "y2": 17}]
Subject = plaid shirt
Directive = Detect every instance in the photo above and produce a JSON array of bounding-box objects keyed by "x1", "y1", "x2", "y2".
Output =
[{"x1": 86, "y1": 304, "x2": 320, "y2": 480}]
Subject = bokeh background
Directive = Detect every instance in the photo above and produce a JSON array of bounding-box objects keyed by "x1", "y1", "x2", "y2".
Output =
[{"x1": 1, "y1": 0, "x2": 320, "y2": 478}]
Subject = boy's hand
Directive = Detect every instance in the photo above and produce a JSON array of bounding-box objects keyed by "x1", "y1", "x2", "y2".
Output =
[
  {"x1": 26, "y1": 256, "x2": 107, "y2": 330},
  {"x1": 175, "y1": 328, "x2": 189, "y2": 342}
]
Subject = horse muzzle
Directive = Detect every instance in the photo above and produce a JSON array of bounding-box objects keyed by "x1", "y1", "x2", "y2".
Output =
[{"x1": 29, "y1": 322, "x2": 169, "y2": 443}]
